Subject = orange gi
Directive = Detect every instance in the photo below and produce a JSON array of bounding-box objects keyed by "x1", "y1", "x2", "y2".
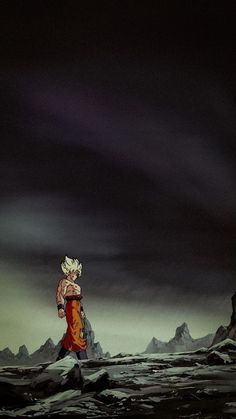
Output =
[{"x1": 61, "y1": 296, "x2": 87, "y2": 352}]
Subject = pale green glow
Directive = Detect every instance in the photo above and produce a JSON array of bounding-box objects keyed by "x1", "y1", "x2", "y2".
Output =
[{"x1": 0, "y1": 263, "x2": 232, "y2": 356}]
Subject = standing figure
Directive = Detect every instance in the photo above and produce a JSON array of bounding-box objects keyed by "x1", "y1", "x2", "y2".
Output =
[{"x1": 56, "y1": 255, "x2": 88, "y2": 361}]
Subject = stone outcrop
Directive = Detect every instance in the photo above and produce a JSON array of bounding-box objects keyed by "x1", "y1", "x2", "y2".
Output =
[
  {"x1": 211, "y1": 292, "x2": 236, "y2": 346},
  {"x1": 30, "y1": 356, "x2": 83, "y2": 395},
  {"x1": 81, "y1": 368, "x2": 110, "y2": 393},
  {"x1": 16, "y1": 345, "x2": 29, "y2": 362},
  {"x1": 207, "y1": 350, "x2": 232, "y2": 365},
  {"x1": 208, "y1": 338, "x2": 236, "y2": 353},
  {"x1": 144, "y1": 322, "x2": 214, "y2": 353}
]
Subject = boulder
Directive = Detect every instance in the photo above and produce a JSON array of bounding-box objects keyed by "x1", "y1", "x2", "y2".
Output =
[
  {"x1": 97, "y1": 389, "x2": 132, "y2": 404},
  {"x1": 207, "y1": 350, "x2": 232, "y2": 365},
  {"x1": 82, "y1": 368, "x2": 110, "y2": 393},
  {"x1": 30, "y1": 355, "x2": 82, "y2": 395},
  {"x1": 208, "y1": 338, "x2": 236, "y2": 353}
]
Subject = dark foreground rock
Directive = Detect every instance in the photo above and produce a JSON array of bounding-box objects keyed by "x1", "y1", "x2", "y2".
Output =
[
  {"x1": 30, "y1": 356, "x2": 83, "y2": 395},
  {"x1": 206, "y1": 350, "x2": 232, "y2": 365},
  {"x1": 82, "y1": 368, "x2": 110, "y2": 393},
  {"x1": 2, "y1": 348, "x2": 236, "y2": 418}
]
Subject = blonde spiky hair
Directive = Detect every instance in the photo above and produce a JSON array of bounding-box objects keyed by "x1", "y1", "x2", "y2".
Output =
[{"x1": 61, "y1": 255, "x2": 82, "y2": 276}]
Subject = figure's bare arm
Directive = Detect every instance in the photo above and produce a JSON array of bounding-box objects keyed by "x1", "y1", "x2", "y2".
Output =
[
  {"x1": 56, "y1": 279, "x2": 68, "y2": 318},
  {"x1": 56, "y1": 279, "x2": 68, "y2": 306}
]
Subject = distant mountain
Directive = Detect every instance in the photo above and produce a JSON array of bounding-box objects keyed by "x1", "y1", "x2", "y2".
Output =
[
  {"x1": 0, "y1": 347, "x2": 15, "y2": 365},
  {"x1": 211, "y1": 292, "x2": 236, "y2": 346},
  {"x1": 144, "y1": 322, "x2": 214, "y2": 353},
  {"x1": 0, "y1": 316, "x2": 109, "y2": 366},
  {"x1": 16, "y1": 344, "x2": 29, "y2": 362},
  {"x1": 30, "y1": 338, "x2": 57, "y2": 364}
]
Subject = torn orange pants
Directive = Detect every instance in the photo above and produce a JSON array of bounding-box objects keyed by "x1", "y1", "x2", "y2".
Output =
[{"x1": 61, "y1": 299, "x2": 87, "y2": 352}]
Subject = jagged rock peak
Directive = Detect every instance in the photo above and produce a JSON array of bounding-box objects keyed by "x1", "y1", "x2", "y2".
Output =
[
  {"x1": 17, "y1": 344, "x2": 29, "y2": 357},
  {"x1": 174, "y1": 322, "x2": 191, "y2": 339},
  {"x1": 211, "y1": 291, "x2": 236, "y2": 346},
  {"x1": 1, "y1": 347, "x2": 14, "y2": 356},
  {"x1": 44, "y1": 338, "x2": 55, "y2": 348}
]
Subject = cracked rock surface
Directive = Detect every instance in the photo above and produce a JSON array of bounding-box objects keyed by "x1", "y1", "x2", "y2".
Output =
[{"x1": 1, "y1": 344, "x2": 236, "y2": 418}]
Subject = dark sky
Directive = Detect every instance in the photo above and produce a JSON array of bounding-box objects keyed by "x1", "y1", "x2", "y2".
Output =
[{"x1": 1, "y1": 2, "x2": 236, "y2": 355}]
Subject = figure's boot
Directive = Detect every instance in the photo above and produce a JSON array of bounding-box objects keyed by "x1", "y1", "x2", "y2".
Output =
[
  {"x1": 76, "y1": 350, "x2": 88, "y2": 360},
  {"x1": 56, "y1": 345, "x2": 68, "y2": 361}
]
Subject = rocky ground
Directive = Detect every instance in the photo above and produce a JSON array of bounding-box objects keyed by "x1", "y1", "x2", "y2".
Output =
[{"x1": 1, "y1": 339, "x2": 236, "y2": 418}]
